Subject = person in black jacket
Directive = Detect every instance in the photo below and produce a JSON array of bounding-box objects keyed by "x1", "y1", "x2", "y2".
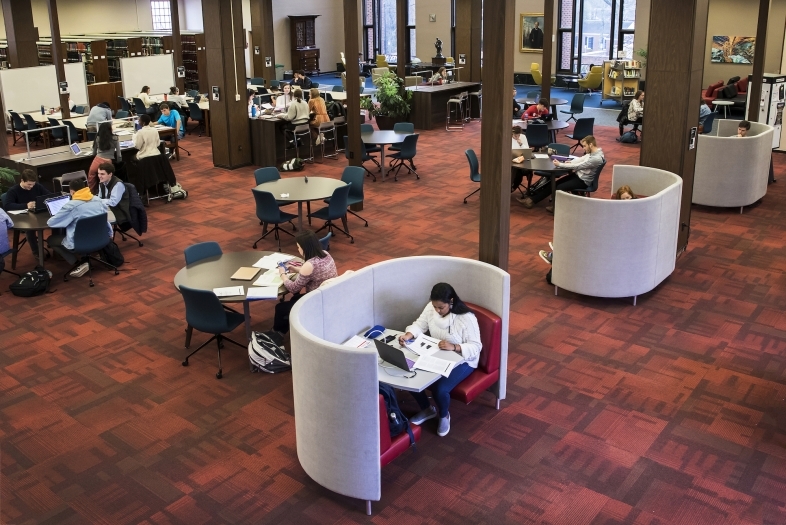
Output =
[
  {"x1": 292, "y1": 70, "x2": 313, "y2": 90},
  {"x1": 513, "y1": 88, "x2": 524, "y2": 118},
  {"x1": 4, "y1": 169, "x2": 50, "y2": 257}
]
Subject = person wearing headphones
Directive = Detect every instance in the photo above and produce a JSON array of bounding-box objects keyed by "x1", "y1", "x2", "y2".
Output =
[{"x1": 398, "y1": 283, "x2": 482, "y2": 437}]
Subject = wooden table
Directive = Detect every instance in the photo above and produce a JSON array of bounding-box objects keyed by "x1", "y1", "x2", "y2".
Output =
[
  {"x1": 511, "y1": 158, "x2": 572, "y2": 208},
  {"x1": 173, "y1": 251, "x2": 297, "y2": 341},
  {"x1": 519, "y1": 97, "x2": 570, "y2": 116},
  {"x1": 249, "y1": 117, "x2": 289, "y2": 167},
  {"x1": 407, "y1": 81, "x2": 482, "y2": 130},
  {"x1": 254, "y1": 177, "x2": 346, "y2": 230},
  {"x1": 361, "y1": 130, "x2": 411, "y2": 181},
  {"x1": 197, "y1": 100, "x2": 211, "y2": 137}
]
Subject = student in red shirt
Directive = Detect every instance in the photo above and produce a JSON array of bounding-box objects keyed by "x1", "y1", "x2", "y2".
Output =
[{"x1": 523, "y1": 100, "x2": 549, "y2": 119}]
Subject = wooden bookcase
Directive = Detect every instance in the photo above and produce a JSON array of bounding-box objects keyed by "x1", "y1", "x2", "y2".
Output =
[
  {"x1": 602, "y1": 60, "x2": 641, "y2": 105},
  {"x1": 288, "y1": 15, "x2": 320, "y2": 75}
]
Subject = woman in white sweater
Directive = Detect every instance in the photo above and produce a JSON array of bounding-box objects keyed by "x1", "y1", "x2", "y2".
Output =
[
  {"x1": 133, "y1": 114, "x2": 161, "y2": 159},
  {"x1": 279, "y1": 88, "x2": 311, "y2": 126},
  {"x1": 398, "y1": 283, "x2": 482, "y2": 437}
]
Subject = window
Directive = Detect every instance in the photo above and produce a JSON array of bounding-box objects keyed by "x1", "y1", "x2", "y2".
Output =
[
  {"x1": 151, "y1": 1, "x2": 172, "y2": 31},
  {"x1": 362, "y1": 0, "x2": 414, "y2": 64}
]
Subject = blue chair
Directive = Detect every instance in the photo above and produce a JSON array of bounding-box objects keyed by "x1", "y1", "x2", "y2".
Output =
[
  {"x1": 388, "y1": 134, "x2": 420, "y2": 181},
  {"x1": 64, "y1": 121, "x2": 82, "y2": 144},
  {"x1": 559, "y1": 93, "x2": 586, "y2": 122},
  {"x1": 132, "y1": 98, "x2": 148, "y2": 116},
  {"x1": 324, "y1": 166, "x2": 368, "y2": 227},
  {"x1": 186, "y1": 90, "x2": 199, "y2": 98},
  {"x1": 344, "y1": 136, "x2": 379, "y2": 182},
  {"x1": 179, "y1": 285, "x2": 246, "y2": 379},
  {"x1": 702, "y1": 112, "x2": 718, "y2": 134},
  {"x1": 463, "y1": 149, "x2": 481, "y2": 203},
  {"x1": 312, "y1": 82, "x2": 320, "y2": 88},
  {"x1": 525, "y1": 123, "x2": 550, "y2": 151},
  {"x1": 388, "y1": 122, "x2": 414, "y2": 153},
  {"x1": 187, "y1": 102, "x2": 206, "y2": 136},
  {"x1": 572, "y1": 160, "x2": 607, "y2": 197},
  {"x1": 115, "y1": 110, "x2": 129, "y2": 119},
  {"x1": 252, "y1": 189, "x2": 298, "y2": 251},
  {"x1": 253, "y1": 167, "x2": 296, "y2": 213},
  {"x1": 309, "y1": 184, "x2": 353, "y2": 243},
  {"x1": 72, "y1": 106, "x2": 86, "y2": 115},
  {"x1": 332, "y1": 85, "x2": 345, "y2": 92},
  {"x1": 270, "y1": 80, "x2": 280, "y2": 89},
  {"x1": 184, "y1": 241, "x2": 222, "y2": 265},
  {"x1": 8, "y1": 111, "x2": 26, "y2": 145},
  {"x1": 319, "y1": 231, "x2": 332, "y2": 251},
  {"x1": 22, "y1": 114, "x2": 44, "y2": 146},
  {"x1": 62, "y1": 213, "x2": 118, "y2": 287},
  {"x1": 118, "y1": 96, "x2": 132, "y2": 114},
  {"x1": 566, "y1": 117, "x2": 595, "y2": 153},
  {"x1": 360, "y1": 123, "x2": 381, "y2": 155},
  {"x1": 250, "y1": 77, "x2": 265, "y2": 85}
]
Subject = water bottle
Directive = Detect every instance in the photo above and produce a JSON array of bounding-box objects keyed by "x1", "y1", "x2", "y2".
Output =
[
  {"x1": 251, "y1": 105, "x2": 257, "y2": 118},
  {"x1": 41, "y1": 105, "x2": 45, "y2": 115}
]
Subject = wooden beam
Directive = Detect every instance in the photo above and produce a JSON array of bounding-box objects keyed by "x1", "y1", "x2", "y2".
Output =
[
  {"x1": 747, "y1": 0, "x2": 772, "y2": 121},
  {"x1": 478, "y1": 0, "x2": 515, "y2": 270},
  {"x1": 46, "y1": 0, "x2": 69, "y2": 119},
  {"x1": 2, "y1": 0, "x2": 39, "y2": 68},
  {"x1": 170, "y1": 0, "x2": 185, "y2": 92},
  {"x1": 0, "y1": 91, "x2": 8, "y2": 157},
  {"x1": 344, "y1": 0, "x2": 362, "y2": 168},
  {"x1": 250, "y1": 0, "x2": 276, "y2": 82},
  {"x1": 540, "y1": 0, "x2": 554, "y2": 100},
  {"x1": 396, "y1": 0, "x2": 407, "y2": 78}
]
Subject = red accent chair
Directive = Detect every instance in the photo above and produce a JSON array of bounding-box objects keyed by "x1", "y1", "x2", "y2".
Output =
[
  {"x1": 450, "y1": 302, "x2": 503, "y2": 409},
  {"x1": 379, "y1": 395, "x2": 421, "y2": 467}
]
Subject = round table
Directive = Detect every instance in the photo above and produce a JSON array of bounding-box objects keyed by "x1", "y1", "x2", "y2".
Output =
[
  {"x1": 173, "y1": 250, "x2": 298, "y2": 341},
  {"x1": 519, "y1": 97, "x2": 569, "y2": 116},
  {"x1": 254, "y1": 176, "x2": 346, "y2": 231},
  {"x1": 712, "y1": 100, "x2": 734, "y2": 118},
  {"x1": 513, "y1": 119, "x2": 570, "y2": 142},
  {"x1": 361, "y1": 131, "x2": 412, "y2": 181},
  {"x1": 511, "y1": 158, "x2": 572, "y2": 210}
]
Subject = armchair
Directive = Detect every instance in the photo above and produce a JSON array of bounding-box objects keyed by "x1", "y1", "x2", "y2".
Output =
[{"x1": 577, "y1": 66, "x2": 603, "y2": 94}]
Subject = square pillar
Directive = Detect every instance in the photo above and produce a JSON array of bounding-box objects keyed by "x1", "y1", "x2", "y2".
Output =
[
  {"x1": 2, "y1": 0, "x2": 39, "y2": 68},
  {"x1": 250, "y1": 0, "x2": 276, "y2": 82}
]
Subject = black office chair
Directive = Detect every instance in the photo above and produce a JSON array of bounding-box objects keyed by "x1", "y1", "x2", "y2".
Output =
[
  {"x1": 566, "y1": 118, "x2": 595, "y2": 153},
  {"x1": 179, "y1": 285, "x2": 246, "y2": 379},
  {"x1": 118, "y1": 96, "x2": 132, "y2": 114},
  {"x1": 132, "y1": 98, "x2": 148, "y2": 116},
  {"x1": 22, "y1": 114, "x2": 44, "y2": 146},
  {"x1": 8, "y1": 111, "x2": 26, "y2": 146},
  {"x1": 389, "y1": 134, "x2": 420, "y2": 181},
  {"x1": 360, "y1": 123, "x2": 381, "y2": 155},
  {"x1": 187, "y1": 102, "x2": 206, "y2": 136},
  {"x1": 64, "y1": 121, "x2": 82, "y2": 144},
  {"x1": 323, "y1": 166, "x2": 369, "y2": 227},
  {"x1": 559, "y1": 93, "x2": 586, "y2": 123},
  {"x1": 62, "y1": 213, "x2": 119, "y2": 287},
  {"x1": 572, "y1": 160, "x2": 607, "y2": 197},
  {"x1": 344, "y1": 136, "x2": 379, "y2": 181},
  {"x1": 309, "y1": 184, "x2": 353, "y2": 243},
  {"x1": 252, "y1": 189, "x2": 298, "y2": 251},
  {"x1": 325, "y1": 92, "x2": 334, "y2": 103},
  {"x1": 525, "y1": 123, "x2": 550, "y2": 151},
  {"x1": 463, "y1": 149, "x2": 481, "y2": 203}
]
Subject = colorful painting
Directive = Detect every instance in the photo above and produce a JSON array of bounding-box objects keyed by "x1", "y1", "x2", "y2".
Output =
[{"x1": 711, "y1": 36, "x2": 755, "y2": 64}]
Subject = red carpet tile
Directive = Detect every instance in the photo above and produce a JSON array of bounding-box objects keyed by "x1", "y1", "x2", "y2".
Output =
[{"x1": 2, "y1": 120, "x2": 786, "y2": 525}]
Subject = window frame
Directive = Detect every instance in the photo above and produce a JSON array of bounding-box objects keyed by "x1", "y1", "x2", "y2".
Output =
[{"x1": 150, "y1": 1, "x2": 172, "y2": 32}]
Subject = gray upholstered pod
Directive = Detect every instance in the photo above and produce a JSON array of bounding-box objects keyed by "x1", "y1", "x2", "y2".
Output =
[
  {"x1": 289, "y1": 256, "x2": 510, "y2": 512},
  {"x1": 552, "y1": 166, "x2": 682, "y2": 302},
  {"x1": 693, "y1": 120, "x2": 773, "y2": 210}
]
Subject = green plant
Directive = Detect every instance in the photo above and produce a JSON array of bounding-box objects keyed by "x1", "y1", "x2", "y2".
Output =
[
  {"x1": 0, "y1": 167, "x2": 19, "y2": 195},
  {"x1": 635, "y1": 48, "x2": 647, "y2": 68},
  {"x1": 362, "y1": 72, "x2": 413, "y2": 119}
]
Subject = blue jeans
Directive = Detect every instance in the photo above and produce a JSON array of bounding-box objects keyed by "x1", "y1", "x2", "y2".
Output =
[{"x1": 411, "y1": 362, "x2": 474, "y2": 418}]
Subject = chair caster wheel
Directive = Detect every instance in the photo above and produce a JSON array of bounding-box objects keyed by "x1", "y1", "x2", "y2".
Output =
[
  {"x1": 216, "y1": 371, "x2": 223, "y2": 379},
  {"x1": 350, "y1": 239, "x2": 355, "y2": 244},
  {"x1": 114, "y1": 270, "x2": 119, "y2": 275},
  {"x1": 253, "y1": 243, "x2": 258, "y2": 249},
  {"x1": 182, "y1": 360, "x2": 189, "y2": 366},
  {"x1": 139, "y1": 243, "x2": 144, "y2": 247}
]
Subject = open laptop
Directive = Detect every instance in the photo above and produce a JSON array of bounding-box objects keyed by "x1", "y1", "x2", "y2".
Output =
[
  {"x1": 512, "y1": 148, "x2": 533, "y2": 160},
  {"x1": 29, "y1": 193, "x2": 59, "y2": 213},
  {"x1": 44, "y1": 194, "x2": 70, "y2": 216},
  {"x1": 374, "y1": 339, "x2": 416, "y2": 372}
]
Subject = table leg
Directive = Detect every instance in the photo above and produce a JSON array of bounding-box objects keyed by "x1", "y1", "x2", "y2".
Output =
[
  {"x1": 550, "y1": 173, "x2": 557, "y2": 206},
  {"x1": 380, "y1": 146, "x2": 387, "y2": 181},
  {"x1": 174, "y1": 132, "x2": 180, "y2": 161},
  {"x1": 37, "y1": 233, "x2": 45, "y2": 268},
  {"x1": 244, "y1": 301, "x2": 252, "y2": 341},
  {"x1": 11, "y1": 230, "x2": 20, "y2": 270},
  {"x1": 297, "y1": 201, "x2": 303, "y2": 231}
]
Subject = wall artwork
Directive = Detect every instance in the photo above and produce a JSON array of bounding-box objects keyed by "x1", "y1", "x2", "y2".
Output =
[
  {"x1": 520, "y1": 14, "x2": 545, "y2": 53},
  {"x1": 711, "y1": 36, "x2": 756, "y2": 64}
]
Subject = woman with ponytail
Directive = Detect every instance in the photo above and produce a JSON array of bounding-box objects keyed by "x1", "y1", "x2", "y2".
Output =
[{"x1": 398, "y1": 282, "x2": 482, "y2": 437}]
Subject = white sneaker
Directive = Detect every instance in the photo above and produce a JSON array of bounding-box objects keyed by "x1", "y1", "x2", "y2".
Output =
[
  {"x1": 549, "y1": 242, "x2": 553, "y2": 250},
  {"x1": 437, "y1": 413, "x2": 451, "y2": 436},
  {"x1": 410, "y1": 406, "x2": 437, "y2": 425},
  {"x1": 70, "y1": 262, "x2": 89, "y2": 277}
]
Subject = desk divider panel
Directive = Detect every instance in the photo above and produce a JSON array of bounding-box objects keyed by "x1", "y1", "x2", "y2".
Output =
[{"x1": 317, "y1": 268, "x2": 375, "y2": 345}]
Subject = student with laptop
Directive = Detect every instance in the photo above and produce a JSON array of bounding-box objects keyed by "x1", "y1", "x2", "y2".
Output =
[
  {"x1": 3, "y1": 170, "x2": 51, "y2": 257},
  {"x1": 47, "y1": 178, "x2": 112, "y2": 275},
  {"x1": 156, "y1": 103, "x2": 185, "y2": 139},
  {"x1": 133, "y1": 114, "x2": 161, "y2": 160},
  {"x1": 85, "y1": 102, "x2": 113, "y2": 136},
  {"x1": 523, "y1": 100, "x2": 549, "y2": 120},
  {"x1": 292, "y1": 70, "x2": 313, "y2": 90},
  {"x1": 272, "y1": 230, "x2": 338, "y2": 335},
  {"x1": 511, "y1": 125, "x2": 530, "y2": 191},
  {"x1": 398, "y1": 283, "x2": 482, "y2": 437},
  {"x1": 138, "y1": 86, "x2": 159, "y2": 117},
  {"x1": 88, "y1": 122, "x2": 121, "y2": 193},
  {"x1": 97, "y1": 163, "x2": 129, "y2": 226}
]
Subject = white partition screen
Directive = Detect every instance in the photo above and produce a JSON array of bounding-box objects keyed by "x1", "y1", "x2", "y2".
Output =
[
  {"x1": 0, "y1": 66, "x2": 61, "y2": 114},
  {"x1": 64, "y1": 62, "x2": 89, "y2": 106},
  {"x1": 120, "y1": 55, "x2": 176, "y2": 97}
]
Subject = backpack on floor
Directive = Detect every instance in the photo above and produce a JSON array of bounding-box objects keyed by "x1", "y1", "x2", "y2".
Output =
[
  {"x1": 248, "y1": 331, "x2": 292, "y2": 373},
  {"x1": 100, "y1": 241, "x2": 125, "y2": 267},
  {"x1": 9, "y1": 266, "x2": 51, "y2": 297},
  {"x1": 618, "y1": 131, "x2": 638, "y2": 144},
  {"x1": 281, "y1": 158, "x2": 304, "y2": 172},
  {"x1": 165, "y1": 182, "x2": 188, "y2": 202},
  {"x1": 379, "y1": 383, "x2": 416, "y2": 446}
]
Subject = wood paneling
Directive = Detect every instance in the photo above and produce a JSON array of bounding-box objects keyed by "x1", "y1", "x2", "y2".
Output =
[
  {"x1": 455, "y1": 0, "x2": 482, "y2": 83},
  {"x1": 2, "y1": 0, "x2": 39, "y2": 68},
  {"x1": 409, "y1": 82, "x2": 481, "y2": 130},
  {"x1": 91, "y1": 40, "x2": 109, "y2": 83},
  {"x1": 540, "y1": 0, "x2": 554, "y2": 100},
  {"x1": 46, "y1": 0, "x2": 70, "y2": 118},
  {"x1": 640, "y1": 0, "x2": 709, "y2": 253},
  {"x1": 202, "y1": 0, "x2": 252, "y2": 169},
  {"x1": 195, "y1": 33, "x2": 208, "y2": 93},
  {"x1": 0, "y1": 90, "x2": 7, "y2": 158},
  {"x1": 397, "y1": 0, "x2": 407, "y2": 78},
  {"x1": 127, "y1": 38, "x2": 142, "y2": 57},
  {"x1": 747, "y1": 0, "x2": 772, "y2": 120},
  {"x1": 88, "y1": 81, "x2": 123, "y2": 112},
  {"x1": 250, "y1": 118, "x2": 287, "y2": 166},
  {"x1": 250, "y1": 0, "x2": 276, "y2": 82},
  {"x1": 478, "y1": 0, "x2": 515, "y2": 271},
  {"x1": 170, "y1": 0, "x2": 185, "y2": 92},
  {"x1": 343, "y1": 0, "x2": 362, "y2": 168}
]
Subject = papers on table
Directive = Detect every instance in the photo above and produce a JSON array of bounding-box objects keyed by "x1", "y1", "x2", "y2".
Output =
[
  {"x1": 252, "y1": 252, "x2": 292, "y2": 270},
  {"x1": 213, "y1": 286, "x2": 244, "y2": 297},
  {"x1": 343, "y1": 335, "x2": 373, "y2": 349},
  {"x1": 247, "y1": 286, "x2": 279, "y2": 300},
  {"x1": 8, "y1": 209, "x2": 28, "y2": 215},
  {"x1": 533, "y1": 153, "x2": 550, "y2": 159},
  {"x1": 231, "y1": 267, "x2": 261, "y2": 280},
  {"x1": 261, "y1": 103, "x2": 273, "y2": 109},
  {"x1": 405, "y1": 334, "x2": 441, "y2": 357},
  {"x1": 253, "y1": 269, "x2": 284, "y2": 287},
  {"x1": 413, "y1": 355, "x2": 455, "y2": 377}
]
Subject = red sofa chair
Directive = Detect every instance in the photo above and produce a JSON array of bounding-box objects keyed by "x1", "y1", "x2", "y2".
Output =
[
  {"x1": 450, "y1": 303, "x2": 503, "y2": 409},
  {"x1": 379, "y1": 396, "x2": 421, "y2": 467},
  {"x1": 703, "y1": 77, "x2": 749, "y2": 109}
]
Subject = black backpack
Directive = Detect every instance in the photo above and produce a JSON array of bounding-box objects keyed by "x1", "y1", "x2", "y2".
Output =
[
  {"x1": 379, "y1": 383, "x2": 415, "y2": 446},
  {"x1": 327, "y1": 100, "x2": 345, "y2": 119},
  {"x1": 100, "y1": 241, "x2": 124, "y2": 267},
  {"x1": 9, "y1": 266, "x2": 51, "y2": 297}
]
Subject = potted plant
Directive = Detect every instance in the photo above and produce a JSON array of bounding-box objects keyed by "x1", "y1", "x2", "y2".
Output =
[
  {"x1": 360, "y1": 71, "x2": 412, "y2": 130},
  {"x1": 0, "y1": 167, "x2": 19, "y2": 196}
]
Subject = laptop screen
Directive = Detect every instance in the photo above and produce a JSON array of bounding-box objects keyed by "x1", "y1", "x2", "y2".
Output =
[
  {"x1": 70, "y1": 143, "x2": 81, "y2": 155},
  {"x1": 45, "y1": 195, "x2": 70, "y2": 216}
]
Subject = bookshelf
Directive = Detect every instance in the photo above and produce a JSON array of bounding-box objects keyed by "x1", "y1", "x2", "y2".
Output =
[
  {"x1": 602, "y1": 60, "x2": 641, "y2": 105},
  {"x1": 181, "y1": 33, "x2": 206, "y2": 92},
  {"x1": 0, "y1": 41, "x2": 8, "y2": 68}
]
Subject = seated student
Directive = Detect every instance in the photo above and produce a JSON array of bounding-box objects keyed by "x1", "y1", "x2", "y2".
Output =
[
  {"x1": 613, "y1": 185, "x2": 636, "y2": 200},
  {"x1": 628, "y1": 90, "x2": 644, "y2": 127},
  {"x1": 292, "y1": 70, "x2": 313, "y2": 90},
  {"x1": 523, "y1": 100, "x2": 549, "y2": 120},
  {"x1": 273, "y1": 230, "x2": 338, "y2": 335},
  {"x1": 699, "y1": 99, "x2": 712, "y2": 126},
  {"x1": 513, "y1": 88, "x2": 524, "y2": 118},
  {"x1": 46, "y1": 178, "x2": 112, "y2": 274},
  {"x1": 398, "y1": 283, "x2": 482, "y2": 437},
  {"x1": 511, "y1": 125, "x2": 530, "y2": 191},
  {"x1": 512, "y1": 125, "x2": 529, "y2": 150},
  {"x1": 138, "y1": 86, "x2": 159, "y2": 116},
  {"x1": 308, "y1": 88, "x2": 330, "y2": 143},
  {"x1": 88, "y1": 122, "x2": 121, "y2": 193},
  {"x1": 247, "y1": 89, "x2": 259, "y2": 117},
  {"x1": 4, "y1": 169, "x2": 50, "y2": 257},
  {"x1": 429, "y1": 67, "x2": 447, "y2": 84},
  {"x1": 274, "y1": 83, "x2": 294, "y2": 110},
  {"x1": 97, "y1": 163, "x2": 129, "y2": 226},
  {"x1": 156, "y1": 102, "x2": 185, "y2": 140},
  {"x1": 168, "y1": 86, "x2": 189, "y2": 108},
  {"x1": 85, "y1": 102, "x2": 113, "y2": 135},
  {"x1": 518, "y1": 135, "x2": 605, "y2": 212},
  {"x1": 278, "y1": 88, "x2": 311, "y2": 127},
  {"x1": 0, "y1": 208, "x2": 13, "y2": 274},
  {"x1": 737, "y1": 120, "x2": 751, "y2": 137},
  {"x1": 133, "y1": 114, "x2": 162, "y2": 160}
]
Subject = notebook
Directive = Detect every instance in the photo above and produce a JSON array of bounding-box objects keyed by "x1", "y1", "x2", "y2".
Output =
[{"x1": 231, "y1": 267, "x2": 261, "y2": 280}]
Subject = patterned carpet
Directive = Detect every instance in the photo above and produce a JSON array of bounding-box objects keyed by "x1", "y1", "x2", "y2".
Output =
[{"x1": 2, "y1": 118, "x2": 786, "y2": 525}]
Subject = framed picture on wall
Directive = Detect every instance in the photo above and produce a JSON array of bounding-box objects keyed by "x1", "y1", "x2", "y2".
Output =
[{"x1": 520, "y1": 13, "x2": 545, "y2": 53}]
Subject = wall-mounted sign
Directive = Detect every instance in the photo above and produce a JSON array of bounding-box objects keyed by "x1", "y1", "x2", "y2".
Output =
[
  {"x1": 254, "y1": 46, "x2": 260, "y2": 55},
  {"x1": 212, "y1": 86, "x2": 220, "y2": 102},
  {"x1": 58, "y1": 81, "x2": 69, "y2": 94},
  {"x1": 458, "y1": 54, "x2": 466, "y2": 65},
  {"x1": 265, "y1": 56, "x2": 272, "y2": 68},
  {"x1": 689, "y1": 127, "x2": 697, "y2": 150},
  {"x1": 177, "y1": 66, "x2": 185, "y2": 78}
]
